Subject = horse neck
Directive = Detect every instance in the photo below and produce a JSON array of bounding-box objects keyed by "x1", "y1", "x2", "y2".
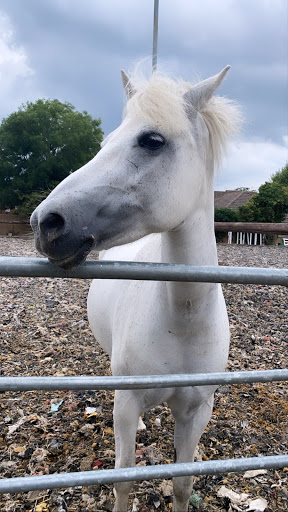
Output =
[
  {"x1": 161, "y1": 182, "x2": 217, "y2": 265},
  {"x1": 160, "y1": 183, "x2": 218, "y2": 306}
]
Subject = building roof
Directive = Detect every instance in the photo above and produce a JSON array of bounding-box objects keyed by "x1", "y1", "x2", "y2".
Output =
[{"x1": 214, "y1": 190, "x2": 256, "y2": 210}]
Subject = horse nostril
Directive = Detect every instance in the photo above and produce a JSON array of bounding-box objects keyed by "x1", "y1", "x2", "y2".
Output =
[{"x1": 40, "y1": 212, "x2": 65, "y2": 240}]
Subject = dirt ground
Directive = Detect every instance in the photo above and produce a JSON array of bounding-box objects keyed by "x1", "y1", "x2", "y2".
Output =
[{"x1": 0, "y1": 238, "x2": 287, "y2": 511}]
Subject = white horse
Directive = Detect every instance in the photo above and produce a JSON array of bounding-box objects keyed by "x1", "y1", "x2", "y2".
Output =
[{"x1": 31, "y1": 66, "x2": 241, "y2": 511}]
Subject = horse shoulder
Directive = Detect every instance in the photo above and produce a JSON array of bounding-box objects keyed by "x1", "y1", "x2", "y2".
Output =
[
  {"x1": 99, "y1": 233, "x2": 160, "y2": 262},
  {"x1": 87, "y1": 234, "x2": 161, "y2": 355}
]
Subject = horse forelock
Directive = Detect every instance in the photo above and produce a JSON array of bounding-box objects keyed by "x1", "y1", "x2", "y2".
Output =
[
  {"x1": 125, "y1": 74, "x2": 191, "y2": 135},
  {"x1": 124, "y1": 72, "x2": 243, "y2": 167}
]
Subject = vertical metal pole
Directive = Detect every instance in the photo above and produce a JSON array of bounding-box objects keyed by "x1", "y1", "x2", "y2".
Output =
[{"x1": 152, "y1": 0, "x2": 159, "y2": 72}]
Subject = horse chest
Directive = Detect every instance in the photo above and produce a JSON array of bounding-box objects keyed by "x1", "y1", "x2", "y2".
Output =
[{"x1": 108, "y1": 280, "x2": 227, "y2": 376}]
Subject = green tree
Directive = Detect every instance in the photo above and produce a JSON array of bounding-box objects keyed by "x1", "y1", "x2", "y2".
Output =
[
  {"x1": 214, "y1": 207, "x2": 239, "y2": 242},
  {"x1": 271, "y1": 162, "x2": 288, "y2": 186},
  {"x1": 238, "y1": 163, "x2": 288, "y2": 223},
  {"x1": 0, "y1": 99, "x2": 103, "y2": 214},
  {"x1": 214, "y1": 207, "x2": 239, "y2": 222}
]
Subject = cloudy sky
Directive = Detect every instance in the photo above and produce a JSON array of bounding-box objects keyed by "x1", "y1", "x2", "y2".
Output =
[{"x1": 0, "y1": 0, "x2": 287, "y2": 191}]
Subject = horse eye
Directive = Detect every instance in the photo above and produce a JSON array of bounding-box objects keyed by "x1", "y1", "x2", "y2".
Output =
[{"x1": 138, "y1": 132, "x2": 166, "y2": 150}]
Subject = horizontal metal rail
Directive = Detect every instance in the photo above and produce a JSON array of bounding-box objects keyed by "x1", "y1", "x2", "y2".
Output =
[
  {"x1": 0, "y1": 256, "x2": 288, "y2": 285},
  {"x1": 1, "y1": 369, "x2": 287, "y2": 392},
  {"x1": 0, "y1": 455, "x2": 287, "y2": 494}
]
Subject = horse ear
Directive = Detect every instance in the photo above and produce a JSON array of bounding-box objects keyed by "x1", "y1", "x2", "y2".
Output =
[
  {"x1": 184, "y1": 66, "x2": 230, "y2": 111},
  {"x1": 121, "y1": 70, "x2": 136, "y2": 99}
]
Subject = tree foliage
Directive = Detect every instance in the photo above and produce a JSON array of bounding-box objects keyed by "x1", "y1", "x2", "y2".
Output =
[
  {"x1": 271, "y1": 163, "x2": 288, "y2": 186},
  {"x1": 214, "y1": 207, "x2": 240, "y2": 242},
  {"x1": 238, "y1": 163, "x2": 288, "y2": 223},
  {"x1": 214, "y1": 207, "x2": 239, "y2": 222},
  {"x1": 0, "y1": 99, "x2": 103, "y2": 214}
]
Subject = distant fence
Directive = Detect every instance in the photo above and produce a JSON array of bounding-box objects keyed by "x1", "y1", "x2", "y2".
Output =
[
  {"x1": 215, "y1": 222, "x2": 288, "y2": 245},
  {"x1": 1, "y1": 220, "x2": 288, "y2": 239},
  {"x1": 214, "y1": 222, "x2": 288, "y2": 235},
  {"x1": 0, "y1": 214, "x2": 30, "y2": 237}
]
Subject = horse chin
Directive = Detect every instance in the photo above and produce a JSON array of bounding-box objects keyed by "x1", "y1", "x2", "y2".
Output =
[{"x1": 48, "y1": 236, "x2": 95, "y2": 270}]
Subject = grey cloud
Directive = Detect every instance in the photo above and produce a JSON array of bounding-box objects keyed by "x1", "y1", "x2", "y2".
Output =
[{"x1": 1, "y1": 0, "x2": 287, "y2": 145}]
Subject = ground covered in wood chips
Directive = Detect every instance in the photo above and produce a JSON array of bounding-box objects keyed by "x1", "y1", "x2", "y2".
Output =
[{"x1": 0, "y1": 237, "x2": 287, "y2": 512}]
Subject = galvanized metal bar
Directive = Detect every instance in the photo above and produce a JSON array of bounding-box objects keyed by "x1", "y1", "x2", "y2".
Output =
[
  {"x1": 0, "y1": 455, "x2": 287, "y2": 494},
  {"x1": 152, "y1": 0, "x2": 159, "y2": 71},
  {"x1": 0, "y1": 257, "x2": 287, "y2": 285},
  {"x1": 1, "y1": 369, "x2": 287, "y2": 392}
]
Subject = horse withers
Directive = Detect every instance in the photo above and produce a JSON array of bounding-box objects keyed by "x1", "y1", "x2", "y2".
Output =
[{"x1": 31, "y1": 66, "x2": 242, "y2": 511}]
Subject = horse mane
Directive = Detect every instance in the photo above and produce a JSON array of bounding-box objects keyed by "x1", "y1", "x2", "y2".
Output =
[
  {"x1": 200, "y1": 96, "x2": 243, "y2": 167},
  {"x1": 124, "y1": 71, "x2": 243, "y2": 167}
]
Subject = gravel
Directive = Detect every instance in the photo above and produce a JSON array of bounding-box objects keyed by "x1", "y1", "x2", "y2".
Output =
[{"x1": 0, "y1": 238, "x2": 287, "y2": 512}]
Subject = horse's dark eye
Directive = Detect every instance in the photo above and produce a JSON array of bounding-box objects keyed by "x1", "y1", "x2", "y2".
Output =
[{"x1": 138, "y1": 132, "x2": 165, "y2": 150}]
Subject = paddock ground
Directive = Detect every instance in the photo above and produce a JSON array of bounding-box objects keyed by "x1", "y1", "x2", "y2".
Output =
[{"x1": 0, "y1": 238, "x2": 287, "y2": 511}]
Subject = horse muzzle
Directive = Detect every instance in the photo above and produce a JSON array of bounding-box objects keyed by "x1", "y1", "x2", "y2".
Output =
[{"x1": 30, "y1": 208, "x2": 95, "y2": 270}]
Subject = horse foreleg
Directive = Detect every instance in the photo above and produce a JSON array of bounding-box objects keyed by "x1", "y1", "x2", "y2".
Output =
[
  {"x1": 170, "y1": 394, "x2": 214, "y2": 512},
  {"x1": 113, "y1": 390, "x2": 140, "y2": 512}
]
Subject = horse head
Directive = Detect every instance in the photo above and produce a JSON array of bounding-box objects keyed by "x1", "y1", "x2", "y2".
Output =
[{"x1": 31, "y1": 66, "x2": 239, "y2": 269}]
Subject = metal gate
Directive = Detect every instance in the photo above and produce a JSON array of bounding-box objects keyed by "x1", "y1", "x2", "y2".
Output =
[{"x1": 0, "y1": 256, "x2": 287, "y2": 495}]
